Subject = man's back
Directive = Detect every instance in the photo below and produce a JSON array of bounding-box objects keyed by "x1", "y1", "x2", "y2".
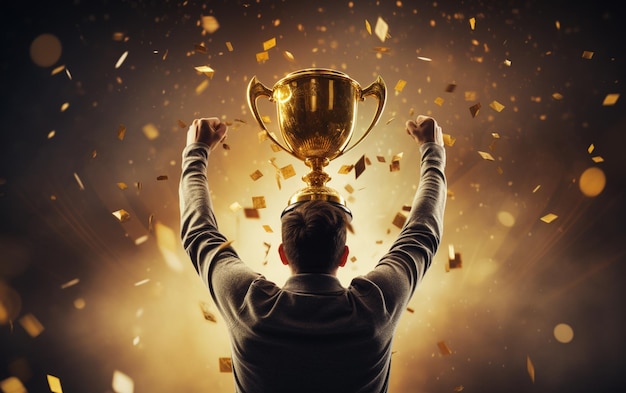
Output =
[{"x1": 223, "y1": 273, "x2": 399, "y2": 393}]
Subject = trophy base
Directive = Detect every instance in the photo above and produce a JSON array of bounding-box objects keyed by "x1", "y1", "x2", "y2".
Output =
[{"x1": 282, "y1": 186, "x2": 352, "y2": 219}]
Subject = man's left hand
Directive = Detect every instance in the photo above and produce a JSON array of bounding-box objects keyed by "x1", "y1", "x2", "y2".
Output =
[{"x1": 186, "y1": 117, "x2": 228, "y2": 150}]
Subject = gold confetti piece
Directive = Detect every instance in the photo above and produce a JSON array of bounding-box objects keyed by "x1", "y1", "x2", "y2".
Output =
[
  {"x1": 394, "y1": 79, "x2": 407, "y2": 92},
  {"x1": 134, "y1": 278, "x2": 149, "y2": 286},
  {"x1": 373, "y1": 46, "x2": 391, "y2": 54},
  {"x1": 194, "y1": 65, "x2": 215, "y2": 78},
  {"x1": 256, "y1": 51, "x2": 269, "y2": 63},
  {"x1": 417, "y1": 56, "x2": 432, "y2": 62},
  {"x1": 262, "y1": 225, "x2": 273, "y2": 233},
  {"x1": 112, "y1": 370, "x2": 134, "y2": 393},
  {"x1": 446, "y1": 245, "x2": 463, "y2": 271},
  {"x1": 602, "y1": 93, "x2": 619, "y2": 106},
  {"x1": 229, "y1": 202, "x2": 242, "y2": 212},
  {"x1": 454, "y1": 385, "x2": 464, "y2": 392},
  {"x1": 464, "y1": 91, "x2": 477, "y2": 101},
  {"x1": 527, "y1": 355, "x2": 535, "y2": 383},
  {"x1": 376, "y1": 156, "x2": 386, "y2": 163},
  {"x1": 117, "y1": 124, "x2": 126, "y2": 140},
  {"x1": 389, "y1": 161, "x2": 400, "y2": 172},
  {"x1": 365, "y1": 19, "x2": 372, "y2": 35},
  {"x1": 244, "y1": 208, "x2": 260, "y2": 219},
  {"x1": 19, "y1": 313, "x2": 44, "y2": 337},
  {"x1": 552, "y1": 92, "x2": 563, "y2": 100},
  {"x1": 469, "y1": 102, "x2": 481, "y2": 118},
  {"x1": 51, "y1": 64, "x2": 65, "y2": 75},
  {"x1": 280, "y1": 164, "x2": 296, "y2": 179},
  {"x1": 47, "y1": 374, "x2": 63, "y2": 393},
  {"x1": 225, "y1": 41, "x2": 234, "y2": 52},
  {"x1": 344, "y1": 184, "x2": 354, "y2": 194},
  {"x1": 194, "y1": 43, "x2": 207, "y2": 53},
  {"x1": 135, "y1": 181, "x2": 142, "y2": 191},
  {"x1": 252, "y1": 196, "x2": 266, "y2": 209},
  {"x1": 392, "y1": 212, "x2": 406, "y2": 229},
  {"x1": 47, "y1": 130, "x2": 56, "y2": 139},
  {"x1": 142, "y1": 123, "x2": 160, "y2": 140},
  {"x1": 532, "y1": 185, "x2": 541, "y2": 193},
  {"x1": 60, "y1": 278, "x2": 80, "y2": 289},
  {"x1": 115, "y1": 50, "x2": 129, "y2": 69},
  {"x1": 91, "y1": 150, "x2": 97, "y2": 159},
  {"x1": 489, "y1": 100, "x2": 505, "y2": 112},
  {"x1": 73, "y1": 172, "x2": 85, "y2": 190},
  {"x1": 117, "y1": 182, "x2": 128, "y2": 190},
  {"x1": 374, "y1": 16, "x2": 389, "y2": 43},
  {"x1": 60, "y1": 102, "x2": 69, "y2": 112},
  {"x1": 540, "y1": 213, "x2": 558, "y2": 223},
  {"x1": 250, "y1": 170, "x2": 263, "y2": 181},
  {"x1": 406, "y1": 307, "x2": 414, "y2": 313},
  {"x1": 134, "y1": 235, "x2": 148, "y2": 245},
  {"x1": 195, "y1": 79, "x2": 209, "y2": 95},
  {"x1": 587, "y1": 144, "x2": 595, "y2": 154},
  {"x1": 354, "y1": 155, "x2": 366, "y2": 179},
  {"x1": 200, "y1": 301, "x2": 217, "y2": 322},
  {"x1": 504, "y1": 58, "x2": 512, "y2": 66},
  {"x1": 156, "y1": 175, "x2": 168, "y2": 181},
  {"x1": 338, "y1": 165, "x2": 353, "y2": 174},
  {"x1": 201, "y1": 15, "x2": 220, "y2": 34},
  {"x1": 262, "y1": 116, "x2": 272, "y2": 124},
  {"x1": 477, "y1": 151, "x2": 494, "y2": 161},
  {"x1": 591, "y1": 156, "x2": 604, "y2": 163},
  {"x1": 437, "y1": 340, "x2": 452, "y2": 355},
  {"x1": 491, "y1": 132, "x2": 500, "y2": 139},
  {"x1": 434, "y1": 97, "x2": 444, "y2": 106},
  {"x1": 112, "y1": 32, "x2": 125, "y2": 41},
  {"x1": 469, "y1": 17, "x2": 476, "y2": 30},
  {"x1": 283, "y1": 50, "x2": 295, "y2": 62},
  {"x1": 263, "y1": 37, "x2": 276, "y2": 51},
  {"x1": 401, "y1": 204, "x2": 411, "y2": 212},
  {"x1": 112, "y1": 209, "x2": 131, "y2": 222},
  {"x1": 219, "y1": 357, "x2": 233, "y2": 373},
  {"x1": 176, "y1": 120, "x2": 187, "y2": 129},
  {"x1": 442, "y1": 134, "x2": 456, "y2": 146},
  {"x1": 50, "y1": 194, "x2": 57, "y2": 200},
  {"x1": 581, "y1": 50, "x2": 594, "y2": 59},
  {"x1": 1, "y1": 376, "x2": 26, "y2": 392},
  {"x1": 445, "y1": 83, "x2": 457, "y2": 93}
]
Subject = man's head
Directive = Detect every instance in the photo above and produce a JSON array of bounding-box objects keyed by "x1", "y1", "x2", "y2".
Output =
[{"x1": 279, "y1": 200, "x2": 350, "y2": 275}]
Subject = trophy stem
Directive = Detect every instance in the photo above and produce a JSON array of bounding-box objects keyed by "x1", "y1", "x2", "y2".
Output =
[{"x1": 303, "y1": 157, "x2": 331, "y2": 187}]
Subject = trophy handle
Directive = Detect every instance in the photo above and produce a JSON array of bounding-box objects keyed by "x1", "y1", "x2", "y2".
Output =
[
  {"x1": 341, "y1": 75, "x2": 387, "y2": 156},
  {"x1": 247, "y1": 76, "x2": 295, "y2": 156}
]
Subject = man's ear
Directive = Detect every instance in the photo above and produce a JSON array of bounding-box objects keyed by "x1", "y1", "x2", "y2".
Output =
[
  {"x1": 338, "y1": 245, "x2": 349, "y2": 268},
  {"x1": 278, "y1": 243, "x2": 289, "y2": 266}
]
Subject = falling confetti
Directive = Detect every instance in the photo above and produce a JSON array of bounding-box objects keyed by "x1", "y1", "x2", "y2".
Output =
[
  {"x1": 194, "y1": 65, "x2": 215, "y2": 78},
  {"x1": 112, "y1": 209, "x2": 131, "y2": 222},
  {"x1": 437, "y1": 340, "x2": 452, "y2": 355},
  {"x1": 263, "y1": 37, "x2": 276, "y2": 51},
  {"x1": 469, "y1": 102, "x2": 482, "y2": 118},
  {"x1": 602, "y1": 93, "x2": 619, "y2": 106},
  {"x1": 115, "y1": 50, "x2": 129, "y2": 69},
  {"x1": 201, "y1": 15, "x2": 220, "y2": 34},
  {"x1": 527, "y1": 355, "x2": 535, "y2": 383},
  {"x1": 47, "y1": 374, "x2": 63, "y2": 392},
  {"x1": 540, "y1": 213, "x2": 558, "y2": 223},
  {"x1": 112, "y1": 370, "x2": 134, "y2": 393},
  {"x1": 374, "y1": 17, "x2": 389, "y2": 43},
  {"x1": 219, "y1": 357, "x2": 233, "y2": 373},
  {"x1": 469, "y1": 17, "x2": 476, "y2": 30}
]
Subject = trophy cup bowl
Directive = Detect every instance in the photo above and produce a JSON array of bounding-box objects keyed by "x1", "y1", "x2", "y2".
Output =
[{"x1": 247, "y1": 68, "x2": 386, "y2": 215}]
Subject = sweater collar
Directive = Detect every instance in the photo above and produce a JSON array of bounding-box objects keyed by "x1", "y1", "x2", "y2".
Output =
[{"x1": 283, "y1": 273, "x2": 345, "y2": 294}]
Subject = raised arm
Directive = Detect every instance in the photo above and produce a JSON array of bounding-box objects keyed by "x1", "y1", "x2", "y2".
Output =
[{"x1": 362, "y1": 115, "x2": 447, "y2": 315}]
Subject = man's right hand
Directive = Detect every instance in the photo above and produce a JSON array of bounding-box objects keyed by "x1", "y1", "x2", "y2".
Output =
[
  {"x1": 405, "y1": 115, "x2": 444, "y2": 147},
  {"x1": 186, "y1": 117, "x2": 228, "y2": 150}
]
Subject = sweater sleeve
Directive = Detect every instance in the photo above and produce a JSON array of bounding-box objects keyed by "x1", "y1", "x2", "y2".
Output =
[
  {"x1": 179, "y1": 143, "x2": 260, "y2": 316},
  {"x1": 360, "y1": 142, "x2": 447, "y2": 317}
]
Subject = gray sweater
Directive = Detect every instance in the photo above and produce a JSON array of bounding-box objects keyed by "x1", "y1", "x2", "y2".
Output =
[{"x1": 179, "y1": 142, "x2": 446, "y2": 393}]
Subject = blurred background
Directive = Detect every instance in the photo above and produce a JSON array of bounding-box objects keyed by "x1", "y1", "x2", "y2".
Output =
[{"x1": 1, "y1": 0, "x2": 624, "y2": 392}]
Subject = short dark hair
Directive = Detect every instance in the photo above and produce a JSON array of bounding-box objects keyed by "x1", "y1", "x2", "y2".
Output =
[{"x1": 280, "y1": 200, "x2": 348, "y2": 273}]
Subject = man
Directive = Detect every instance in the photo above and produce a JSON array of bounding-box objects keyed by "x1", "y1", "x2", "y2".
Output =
[{"x1": 179, "y1": 115, "x2": 446, "y2": 393}]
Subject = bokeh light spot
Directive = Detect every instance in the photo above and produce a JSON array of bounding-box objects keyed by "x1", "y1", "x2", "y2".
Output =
[
  {"x1": 497, "y1": 211, "x2": 515, "y2": 227},
  {"x1": 29, "y1": 33, "x2": 62, "y2": 67},
  {"x1": 554, "y1": 323, "x2": 574, "y2": 343},
  {"x1": 579, "y1": 167, "x2": 606, "y2": 197}
]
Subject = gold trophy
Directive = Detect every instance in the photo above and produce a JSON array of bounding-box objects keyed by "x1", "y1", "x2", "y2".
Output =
[{"x1": 247, "y1": 68, "x2": 386, "y2": 214}]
